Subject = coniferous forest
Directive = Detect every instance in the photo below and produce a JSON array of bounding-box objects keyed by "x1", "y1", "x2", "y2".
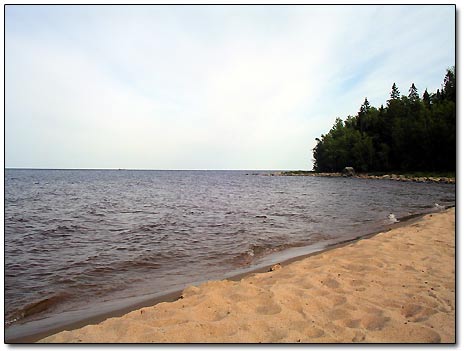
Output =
[{"x1": 312, "y1": 67, "x2": 456, "y2": 173}]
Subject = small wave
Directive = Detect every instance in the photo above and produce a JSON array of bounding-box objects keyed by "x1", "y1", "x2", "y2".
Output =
[
  {"x1": 108, "y1": 228, "x2": 126, "y2": 232},
  {"x1": 6, "y1": 292, "x2": 70, "y2": 325},
  {"x1": 81, "y1": 252, "x2": 169, "y2": 277},
  {"x1": 40, "y1": 224, "x2": 87, "y2": 237},
  {"x1": 248, "y1": 243, "x2": 276, "y2": 257},
  {"x1": 270, "y1": 212, "x2": 299, "y2": 217},
  {"x1": 417, "y1": 204, "x2": 433, "y2": 209},
  {"x1": 229, "y1": 240, "x2": 310, "y2": 267},
  {"x1": 229, "y1": 251, "x2": 254, "y2": 266},
  {"x1": 207, "y1": 223, "x2": 225, "y2": 227},
  {"x1": 439, "y1": 197, "x2": 455, "y2": 203},
  {"x1": 120, "y1": 257, "x2": 162, "y2": 270}
]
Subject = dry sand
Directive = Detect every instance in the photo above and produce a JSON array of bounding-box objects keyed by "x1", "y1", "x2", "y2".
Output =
[{"x1": 39, "y1": 208, "x2": 455, "y2": 343}]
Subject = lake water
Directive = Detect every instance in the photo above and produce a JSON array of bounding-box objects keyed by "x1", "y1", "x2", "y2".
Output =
[{"x1": 4, "y1": 169, "x2": 455, "y2": 340}]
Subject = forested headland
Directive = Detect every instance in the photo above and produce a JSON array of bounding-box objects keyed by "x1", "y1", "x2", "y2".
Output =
[{"x1": 312, "y1": 67, "x2": 456, "y2": 173}]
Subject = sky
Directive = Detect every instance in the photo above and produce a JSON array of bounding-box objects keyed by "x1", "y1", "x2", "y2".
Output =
[{"x1": 5, "y1": 5, "x2": 455, "y2": 170}]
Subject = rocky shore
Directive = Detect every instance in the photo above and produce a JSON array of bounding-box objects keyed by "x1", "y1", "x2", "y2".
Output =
[{"x1": 261, "y1": 172, "x2": 455, "y2": 184}]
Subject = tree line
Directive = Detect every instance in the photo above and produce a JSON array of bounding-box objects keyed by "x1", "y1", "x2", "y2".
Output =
[{"x1": 312, "y1": 67, "x2": 456, "y2": 173}]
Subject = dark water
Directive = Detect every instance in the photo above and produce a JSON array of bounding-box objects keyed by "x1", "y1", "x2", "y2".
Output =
[{"x1": 5, "y1": 169, "x2": 455, "y2": 338}]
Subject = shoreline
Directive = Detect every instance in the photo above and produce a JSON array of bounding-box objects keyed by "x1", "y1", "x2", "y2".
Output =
[
  {"x1": 12, "y1": 207, "x2": 454, "y2": 343},
  {"x1": 263, "y1": 171, "x2": 456, "y2": 184},
  {"x1": 6, "y1": 210, "x2": 428, "y2": 343}
]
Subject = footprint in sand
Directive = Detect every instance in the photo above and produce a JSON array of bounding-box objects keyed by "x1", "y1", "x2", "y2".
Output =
[
  {"x1": 351, "y1": 331, "x2": 366, "y2": 342},
  {"x1": 401, "y1": 304, "x2": 422, "y2": 318},
  {"x1": 401, "y1": 303, "x2": 437, "y2": 322},
  {"x1": 326, "y1": 294, "x2": 347, "y2": 306},
  {"x1": 304, "y1": 326, "x2": 325, "y2": 338},
  {"x1": 266, "y1": 328, "x2": 288, "y2": 342},
  {"x1": 360, "y1": 314, "x2": 389, "y2": 331},
  {"x1": 321, "y1": 278, "x2": 340, "y2": 289},
  {"x1": 327, "y1": 308, "x2": 351, "y2": 320},
  {"x1": 255, "y1": 303, "x2": 282, "y2": 315},
  {"x1": 362, "y1": 306, "x2": 384, "y2": 315},
  {"x1": 388, "y1": 324, "x2": 442, "y2": 343},
  {"x1": 299, "y1": 280, "x2": 316, "y2": 290},
  {"x1": 349, "y1": 279, "x2": 365, "y2": 287},
  {"x1": 340, "y1": 318, "x2": 361, "y2": 328},
  {"x1": 228, "y1": 293, "x2": 246, "y2": 302}
]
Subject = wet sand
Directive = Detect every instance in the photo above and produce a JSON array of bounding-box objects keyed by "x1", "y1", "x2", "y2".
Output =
[{"x1": 39, "y1": 208, "x2": 455, "y2": 343}]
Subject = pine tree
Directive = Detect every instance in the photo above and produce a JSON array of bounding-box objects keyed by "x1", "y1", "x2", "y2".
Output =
[
  {"x1": 443, "y1": 66, "x2": 456, "y2": 102},
  {"x1": 357, "y1": 98, "x2": 371, "y2": 133},
  {"x1": 408, "y1": 83, "x2": 419, "y2": 100},
  {"x1": 435, "y1": 89, "x2": 442, "y2": 102},
  {"x1": 390, "y1": 83, "x2": 400, "y2": 100},
  {"x1": 423, "y1": 89, "x2": 431, "y2": 109},
  {"x1": 359, "y1": 98, "x2": 370, "y2": 114}
]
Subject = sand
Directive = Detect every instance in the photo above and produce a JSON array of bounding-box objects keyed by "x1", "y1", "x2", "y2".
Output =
[{"x1": 39, "y1": 208, "x2": 455, "y2": 343}]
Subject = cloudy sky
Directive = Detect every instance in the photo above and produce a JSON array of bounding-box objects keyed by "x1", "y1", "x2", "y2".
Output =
[{"x1": 5, "y1": 5, "x2": 455, "y2": 170}]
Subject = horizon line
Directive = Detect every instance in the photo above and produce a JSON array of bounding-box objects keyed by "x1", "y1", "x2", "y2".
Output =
[{"x1": 4, "y1": 167, "x2": 313, "y2": 171}]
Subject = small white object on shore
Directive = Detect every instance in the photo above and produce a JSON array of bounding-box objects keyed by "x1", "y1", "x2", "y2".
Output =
[{"x1": 388, "y1": 213, "x2": 399, "y2": 223}]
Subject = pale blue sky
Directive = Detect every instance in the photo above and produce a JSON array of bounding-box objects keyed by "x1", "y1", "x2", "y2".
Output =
[{"x1": 5, "y1": 5, "x2": 455, "y2": 170}]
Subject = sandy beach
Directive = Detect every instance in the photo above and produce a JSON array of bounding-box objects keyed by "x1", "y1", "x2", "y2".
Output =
[{"x1": 39, "y1": 207, "x2": 455, "y2": 343}]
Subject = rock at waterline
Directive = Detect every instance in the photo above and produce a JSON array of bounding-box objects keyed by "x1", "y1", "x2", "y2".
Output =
[{"x1": 342, "y1": 167, "x2": 355, "y2": 177}]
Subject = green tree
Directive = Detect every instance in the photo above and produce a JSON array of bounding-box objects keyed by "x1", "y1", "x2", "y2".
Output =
[
  {"x1": 443, "y1": 66, "x2": 456, "y2": 102},
  {"x1": 357, "y1": 98, "x2": 371, "y2": 133},
  {"x1": 389, "y1": 83, "x2": 400, "y2": 101},
  {"x1": 408, "y1": 83, "x2": 419, "y2": 100},
  {"x1": 312, "y1": 68, "x2": 455, "y2": 173},
  {"x1": 423, "y1": 89, "x2": 431, "y2": 109}
]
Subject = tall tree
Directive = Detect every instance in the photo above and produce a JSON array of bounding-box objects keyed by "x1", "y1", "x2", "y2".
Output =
[
  {"x1": 390, "y1": 83, "x2": 400, "y2": 100},
  {"x1": 423, "y1": 89, "x2": 431, "y2": 109},
  {"x1": 357, "y1": 98, "x2": 371, "y2": 133},
  {"x1": 359, "y1": 98, "x2": 371, "y2": 114},
  {"x1": 443, "y1": 66, "x2": 456, "y2": 102},
  {"x1": 408, "y1": 83, "x2": 419, "y2": 100}
]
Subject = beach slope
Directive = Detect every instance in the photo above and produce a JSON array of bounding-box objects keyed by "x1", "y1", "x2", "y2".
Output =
[{"x1": 39, "y1": 208, "x2": 455, "y2": 343}]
